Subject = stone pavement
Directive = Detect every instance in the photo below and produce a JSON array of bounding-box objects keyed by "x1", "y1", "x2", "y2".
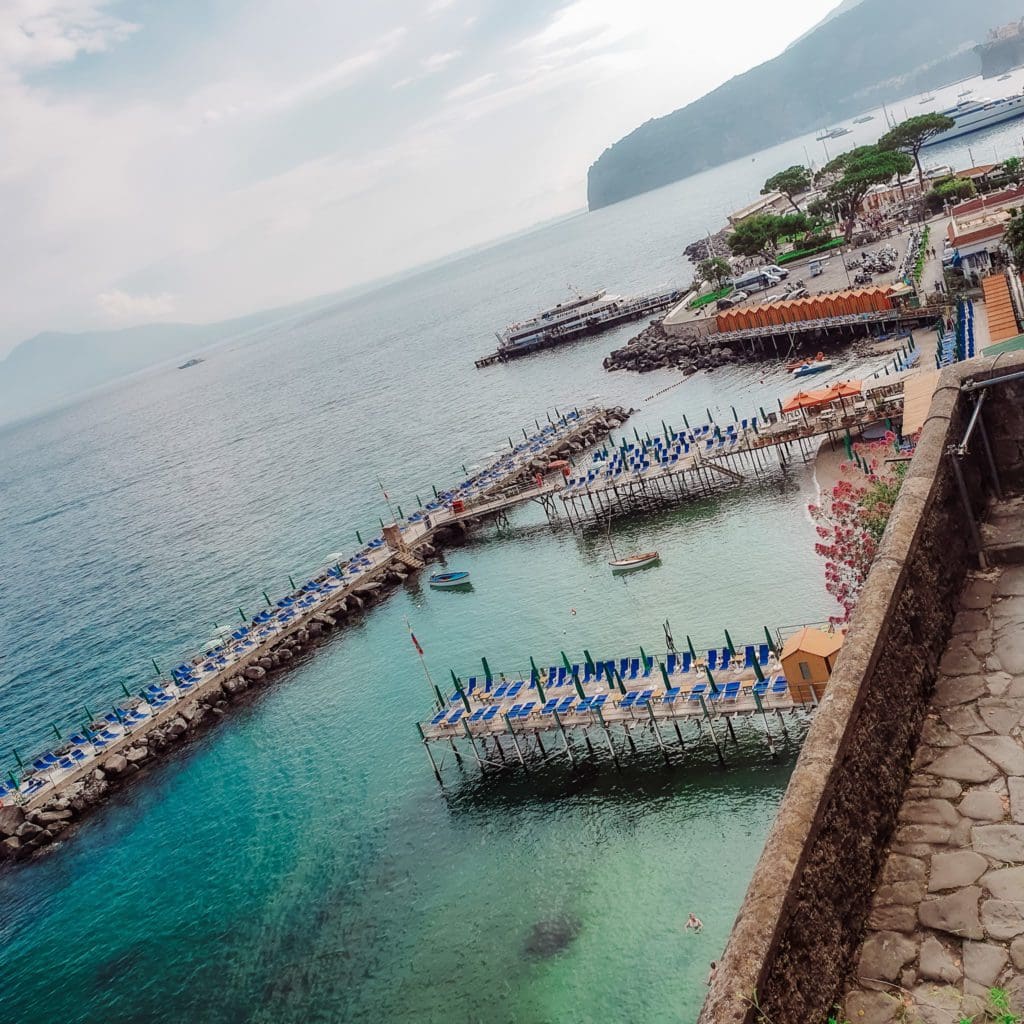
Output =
[{"x1": 843, "y1": 559, "x2": 1024, "y2": 1024}]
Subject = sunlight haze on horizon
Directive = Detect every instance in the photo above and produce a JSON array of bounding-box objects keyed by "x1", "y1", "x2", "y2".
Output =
[{"x1": 0, "y1": 0, "x2": 842, "y2": 353}]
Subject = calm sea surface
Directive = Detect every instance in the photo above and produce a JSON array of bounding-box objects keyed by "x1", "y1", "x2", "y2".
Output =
[{"x1": 0, "y1": 75, "x2": 1016, "y2": 1022}]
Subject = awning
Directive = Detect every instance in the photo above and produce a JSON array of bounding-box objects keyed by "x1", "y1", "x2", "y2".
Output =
[
  {"x1": 983, "y1": 333, "x2": 1024, "y2": 356},
  {"x1": 780, "y1": 389, "x2": 830, "y2": 413},
  {"x1": 901, "y1": 369, "x2": 941, "y2": 437}
]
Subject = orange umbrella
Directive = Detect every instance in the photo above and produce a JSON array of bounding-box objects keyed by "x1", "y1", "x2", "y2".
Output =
[
  {"x1": 780, "y1": 389, "x2": 831, "y2": 414},
  {"x1": 820, "y1": 380, "x2": 862, "y2": 400}
]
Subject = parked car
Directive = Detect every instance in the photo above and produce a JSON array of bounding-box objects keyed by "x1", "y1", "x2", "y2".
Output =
[{"x1": 717, "y1": 291, "x2": 749, "y2": 310}]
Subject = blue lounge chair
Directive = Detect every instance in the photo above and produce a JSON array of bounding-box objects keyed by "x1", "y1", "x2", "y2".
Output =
[
  {"x1": 620, "y1": 692, "x2": 637, "y2": 709},
  {"x1": 770, "y1": 676, "x2": 789, "y2": 698},
  {"x1": 518, "y1": 702, "x2": 536, "y2": 718},
  {"x1": 744, "y1": 645, "x2": 756, "y2": 668},
  {"x1": 582, "y1": 665, "x2": 593, "y2": 683},
  {"x1": 482, "y1": 706, "x2": 499, "y2": 721},
  {"x1": 666, "y1": 653, "x2": 677, "y2": 674},
  {"x1": 541, "y1": 699, "x2": 559, "y2": 715},
  {"x1": 641, "y1": 659, "x2": 653, "y2": 678},
  {"x1": 469, "y1": 708, "x2": 487, "y2": 723},
  {"x1": 493, "y1": 683, "x2": 509, "y2": 699},
  {"x1": 720, "y1": 647, "x2": 733, "y2": 667},
  {"x1": 635, "y1": 689, "x2": 653, "y2": 707},
  {"x1": 752, "y1": 680, "x2": 770, "y2": 698},
  {"x1": 707, "y1": 649, "x2": 718, "y2": 670},
  {"x1": 506, "y1": 704, "x2": 523, "y2": 718},
  {"x1": 507, "y1": 682, "x2": 523, "y2": 698},
  {"x1": 576, "y1": 697, "x2": 593, "y2": 712},
  {"x1": 681, "y1": 652, "x2": 692, "y2": 673},
  {"x1": 759, "y1": 644, "x2": 771, "y2": 666},
  {"x1": 447, "y1": 708, "x2": 464, "y2": 725},
  {"x1": 687, "y1": 683, "x2": 708, "y2": 702},
  {"x1": 628, "y1": 658, "x2": 640, "y2": 679},
  {"x1": 430, "y1": 709, "x2": 447, "y2": 725},
  {"x1": 663, "y1": 687, "x2": 681, "y2": 705},
  {"x1": 618, "y1": 658, "x2": 629, "y2": 677},
  {"x1": 592, "y1": 694, "x2": 608, "y2": 711},
  {"x1": 557, "y1": 696, "x2": 574, "y2": 713}
]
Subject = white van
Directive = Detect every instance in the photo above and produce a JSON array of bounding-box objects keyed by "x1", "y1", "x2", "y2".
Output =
[{"x1": 730, "y1": 271, "x2": 777, "y2": 294}]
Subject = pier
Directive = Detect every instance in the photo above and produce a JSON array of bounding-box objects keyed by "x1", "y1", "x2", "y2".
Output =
[
  {"x1": 1, "y1": 405, "x2": 629, "y2": 821},
  {"x1": 416, "y1": 638, "x2": 819, "y2": 782}
]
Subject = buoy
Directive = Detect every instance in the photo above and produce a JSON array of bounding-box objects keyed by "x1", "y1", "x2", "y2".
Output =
[{"x1": 570, "y1": 608, "x2": 577, "y2": 616}]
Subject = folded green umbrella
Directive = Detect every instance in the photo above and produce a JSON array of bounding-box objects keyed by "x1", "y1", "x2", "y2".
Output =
[
  {"x1": 724, "y1": 629, "x2": 736, "y2": 657},
  {"x1": 659, "y1": 662, "x2": 671, "y2": 689},
  {"x1": 704, "y1": 665, "x2": 719, "y2": 695},
  {"x1": 613, "y1": 667, "x2": 627, "y2": 695},
  {"x1": 764, "y1": 626, "x2": 778, "y2": 655},
  {"x1": 686, "y1": 635, "x2": 697, "y2": 660},
  {"x1": 753, "y1": 659, "x2": 765, "y2": 683},
  {"x1": 583, "y1": 649, "x2": 596, "y2": 672}
]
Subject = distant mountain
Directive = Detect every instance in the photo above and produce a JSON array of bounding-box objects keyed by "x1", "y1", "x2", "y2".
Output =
[
  {"x1": 0, "y1": 313, "x2": 279, "y2": 427},
  {"x1": 587, "y1": 0, "x2": 1022, "y2": 210},
  {"x1": 787, "y1": 0, "x2": 866, "y2": 49}
]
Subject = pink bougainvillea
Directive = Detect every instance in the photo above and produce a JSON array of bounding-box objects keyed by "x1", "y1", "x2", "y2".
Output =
[{"x1": 808, "y1": 435, "x2": 910, "y2": 623}]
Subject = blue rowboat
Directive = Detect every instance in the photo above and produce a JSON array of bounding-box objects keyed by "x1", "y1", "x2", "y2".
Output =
[
  {"x1": 792, "y1": 360, "x2": 833, "y2": 378},
  {"x1": 429, "y1": 571, "x2": 471, "y2": 589}
]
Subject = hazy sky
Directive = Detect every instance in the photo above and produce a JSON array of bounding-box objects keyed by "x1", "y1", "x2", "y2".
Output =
[{"x1": 0, "y1": 0, "x2": 843, "y2": 352}]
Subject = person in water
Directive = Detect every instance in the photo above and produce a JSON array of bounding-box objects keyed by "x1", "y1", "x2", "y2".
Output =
[
  {"x1": 706, "y1": 961, "x2": 718, "y2": 986},
  {"x1": 685, "y1": 913, "x2": 704, "y2": 932}
]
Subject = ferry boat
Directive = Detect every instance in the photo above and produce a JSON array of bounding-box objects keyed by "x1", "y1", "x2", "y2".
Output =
[
  {"x1": 475, "y1": 285, "x2": 683, "y2": 366},
  {"x1": 923, "y1": 92, "x2": 1024, "y2": 145},
  {"x1": 853, "y1": 115, "x2": 875, "y2": 124}
]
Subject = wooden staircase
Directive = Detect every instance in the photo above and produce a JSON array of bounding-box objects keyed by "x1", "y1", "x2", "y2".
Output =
[{"x1": 394, "y1": 550, "x2": 426, "y2": 571}]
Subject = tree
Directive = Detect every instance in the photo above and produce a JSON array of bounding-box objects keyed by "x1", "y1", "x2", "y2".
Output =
[
  {"x1": 727, "y1": 212, "x2": 809, "y2": 259},
  {"x1": 1003, "y1": 157, "x2": 1023, "y2": 185},
  {"x1": 697, "y1": 256, "x2": 731, "y2": 289},
  {"x1": 762, "y1": 165, "x2": 813, "y2": 213},
  {"x1": 878, "y1": 113, "x2": 955, "y2": 189},
  {"x1": 824, "y1": 146, "x2": 910, "y2": 240},
  {"x1": 1004, "y1": 208, "x2": 1024, "y2": 268}
]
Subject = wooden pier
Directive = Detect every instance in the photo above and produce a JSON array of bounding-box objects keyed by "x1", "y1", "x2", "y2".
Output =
[
  {"x1": 416, "y1": 645, "x2": 819, "y2": 782},
  {"x1": 4, "y1": 406, "x2": 628, "y2": 811}
]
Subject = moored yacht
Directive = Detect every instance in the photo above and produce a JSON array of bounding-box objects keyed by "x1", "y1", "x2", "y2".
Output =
[{"x1": 923, "y1": 92, "x2": 1024, "y2": 146}]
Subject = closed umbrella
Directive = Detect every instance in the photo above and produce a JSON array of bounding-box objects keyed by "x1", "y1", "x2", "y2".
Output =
[
  {"x1": 481, "y1": 656, "x2": 493, "y2": 685},
  {"x1": 724, "y1": 629, "x2": 736, "y2": 657},
  {"x1": 686, "y1": 635, "x2": 697, "y2": 661},
  {"x1": 753, "y1": 659, "x2": 766, "y2": 683},
  {"x1": 613, "y1": 666, "x2": 627, "y2": 696},
  {"x1": 659, "y1": 662, "x2": 671, "y2": 690},
  {"x1": 764, "y1": 626, "x2": 778, "y2": 654},
  {"x1": 584, "y1": 649, "x2": 596, "y2": 672},
  {"x1": 705, "y1": 665, "x2": 719, "y2": 695}
]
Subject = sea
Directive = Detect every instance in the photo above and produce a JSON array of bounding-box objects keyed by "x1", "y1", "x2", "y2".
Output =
[{"x1": 0, "y1": 68, "x2": 1019, "y2": 1023}]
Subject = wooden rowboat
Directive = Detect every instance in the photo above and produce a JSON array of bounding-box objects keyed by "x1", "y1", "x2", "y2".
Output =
[
  {"x1": 609, "y1": 551, "x2": 660, "y2": 572},
  {"x1": 428, "y1": 571, "x2": 471, "y2": 589}
]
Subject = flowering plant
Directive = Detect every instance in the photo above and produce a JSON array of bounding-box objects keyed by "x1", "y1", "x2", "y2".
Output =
[{"x1": 808, "y1": 434, "x2": 909, "y2": 623}]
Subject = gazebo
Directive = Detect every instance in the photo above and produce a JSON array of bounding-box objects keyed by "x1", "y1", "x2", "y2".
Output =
[{"x1": 780, "y1": 626, "x2": 845, "y2": 703}]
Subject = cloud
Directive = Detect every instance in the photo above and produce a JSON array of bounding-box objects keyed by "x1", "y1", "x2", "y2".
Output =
[
  {"x1": 421, "y1": 49, "x2": 460, "y2": 73},
  {"x1": 96, "y1": 289, "x2": 176, "y2": 320},
  {"x1": 0, "y1": 0, "x2": 137, "y2": 76}
]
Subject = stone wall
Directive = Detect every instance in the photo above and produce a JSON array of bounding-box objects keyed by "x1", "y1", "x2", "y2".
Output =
[{"x1": 699, "y1": 352, "x2": 1024, "y2": 1024}]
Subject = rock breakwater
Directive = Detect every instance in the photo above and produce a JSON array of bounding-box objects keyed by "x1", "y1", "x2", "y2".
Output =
[{"x1": 603, "y1": 320, "x2": 747, "y2": 375}]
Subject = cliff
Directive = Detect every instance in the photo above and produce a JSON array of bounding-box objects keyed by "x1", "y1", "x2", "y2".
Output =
[{"x1": 587, "y1": 0, "x2": 1023, "y2": 210}]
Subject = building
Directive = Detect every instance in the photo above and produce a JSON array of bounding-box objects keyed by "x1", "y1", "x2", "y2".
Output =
[
  {"x1": 957, "y1": 164, "x2": 1001, "y2": 188},
  {"x1": 727, "y1": 192, "x2": 793, "y2": 228},
  {"x1": 946, "y1": 207, "x2": 1014, "y2": 280},
  {"x1": 780, "y1": 627, "x2": 845, "y2": 702}
]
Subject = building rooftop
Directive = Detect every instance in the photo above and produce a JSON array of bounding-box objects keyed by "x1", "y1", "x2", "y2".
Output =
[{"x1": 780, "y1": 626, "x2": 844, "y2": 661}]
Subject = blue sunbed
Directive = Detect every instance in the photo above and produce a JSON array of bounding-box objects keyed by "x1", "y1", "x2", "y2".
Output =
[
  {"x1": 591, "y1": 693, "x2": 608, "y2": 711},
  {"x1": 687, "y1": 683, "x2": 708, "y2": 702},
  {"x1": 759, "y1": 644, "x2": 771, "y2": 665},
  {"x1": 430, "y1": 709, "x2": 447, "y2": 725},
  {"x1": 447, "y1": 708, "x2": 464, "y2": 725},
  {"x1": 557, "y1": 697, "x2": 574, "y2": 713},
  {"x1": 663, "y1": 687, "x2": 681, "y2": 705},
  {"x1": 620, "y1": 692, "x2": 637, "y2": 709},
  {"x1": 707, "y1": 649, "x2": 718, "y2": 670},
  {"x1": 541, "y1": 699, "x2": 559, "y2": 715},
  {"x1": 482, "y1": 705, "x2": 499, "y2": 721},
  {"x1": 666, "y1": 653, "x2": 677, "y2": 674},
  {"x1": 681, "y1": 652, "x2": 692, "y2": 673}
]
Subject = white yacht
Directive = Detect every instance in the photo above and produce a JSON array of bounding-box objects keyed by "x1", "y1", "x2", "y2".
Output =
[
  {"x1": 497, "y1": 291, "x2": 624, "y2": 350},
  {"x1": 923, "y1": 92, "x2": 1024, "y2": 146}
]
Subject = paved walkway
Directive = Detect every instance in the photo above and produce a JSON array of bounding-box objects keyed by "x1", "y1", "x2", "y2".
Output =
[{"x1": 844, "y1": 527, "x2": 1024, "y2": 1022}]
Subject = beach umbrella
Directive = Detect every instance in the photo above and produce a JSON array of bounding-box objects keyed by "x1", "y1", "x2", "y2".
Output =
[
  {"x1": 7, "y1": 769, "x2": 20, "y2": 788},
  {"x1": 263, "y1": 590, "x2": 272, "y2": 607},
  {"x1": 461, "y1": 464, "x2": 467, "y2": 474},
  {"x1": 11, "y1": 748, "x2": 24, "y2": 768},
  {"x1": 759, "y1": 406, "x2": 767, "y2": 420},
  {"x1": 433, "y1": 684, "x2": 445, "y2": 709},
  {"x1": 706, "y1": 407, "x2": 714, "y2": 423},
  {"x1": 120, "y1": 682, "x2": 132, "y2": 698},
  {"x1": 416, "y1": 495, "x2": 422, "y2": 507},
  {"x1": 753, "y1": 659, "x2": 766, "y2": 683},
  {"x1": 682, "y1": 413, "x2": 690, "y2": 429},
  {"x1": 529, "y1": 655, "x2": 538, "y2": 676},
  {"x1": 432, "y1": 485, "x2": 438, "y2": 498},
  {"x1": 481, "y1": 656, "x2": 493, "y2": 684},
  {"x1": 731, "y1": 405, "x2": 738, "y2": 422},
  {"x1": 724, "y1": 629, "x2": 736, "y2": 657},
  {"x1": 584, "y1": 649, "x2": 596, "y2": 672},
  {"x1": 50, "y1": 723, "x2": 62, "y2": 741},
  {"x1": 704, "y1": 665, "x2": 719, "y2": 695},
  {"x1": 686, "y1": 635, "x2": 697, "y2": 661},
  {"x1": 534, "y1": 672, "x2": 546, "y2": 703},
  {"x1": 613, "y1": 666, "x2": 627, "y2": 695},
  {"x1": 289, "y1": 575, "x2": 298, "y2": 589},
  {"x1": 764, "y1": 626, "x2": 778, "y2": 654},
  {"x1": 633, "y1": 427, "x2": 641, "y2": 442},
  {"x1": 659, "y1": 662, "x2": 671, "y2": 690},
  {"x1": 238, "y1": 608, "x2": 247, "y2": 622},
  {"x1": 640, "y1": 646, "x2": 651, "y2": 671},
  {"x1": 151, "y1": 658, "x2": 161, "y2": 675},
  {"x1": 560, "y1": 650, "x2": 573, "y2": 674}
]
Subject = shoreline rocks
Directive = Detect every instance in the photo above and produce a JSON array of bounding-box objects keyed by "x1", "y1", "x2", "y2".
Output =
[{"x1": 604, "y1": 320, "x2": 748, "y2": 375}]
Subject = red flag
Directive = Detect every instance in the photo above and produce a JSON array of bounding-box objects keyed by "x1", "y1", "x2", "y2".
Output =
[{"x1": 410, "y1": 632, "x2": 424, "y2": 656}]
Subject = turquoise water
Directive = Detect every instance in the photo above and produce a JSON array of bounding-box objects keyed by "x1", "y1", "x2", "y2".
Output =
[{"x1": 0, "y1": 144, "x2": 903, "y2": 1021}]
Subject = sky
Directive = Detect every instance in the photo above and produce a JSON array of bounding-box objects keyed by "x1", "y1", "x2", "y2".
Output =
[{"x1": 0, "y1": 0, "x2": 845, "y2": 353}]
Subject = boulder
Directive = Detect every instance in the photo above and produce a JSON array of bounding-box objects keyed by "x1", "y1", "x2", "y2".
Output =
[
  {"x1": 15, "y1": 821, "x2": 43, "y2": 838},
  {"x1": 1, "y1": 836, "x2": 25, "y2": 860},
  {"x1": 103, "y1": 754, "x2": 129, "y2": 777},
  {"x1": 31, "y1": 808, "x2": 73, "y2": 825},
  {"x1": 166, "y1": 718, "x2": 188, "y2": 738},
  {"x1": 124, "y1": 746, "x2": 149, "y2": 764},
  {"x1": 0, "y1": 804, "x2": 26, "y2": 837},
  {"x1": 223, "y1": 677, "x2": 248, "y2": 696},
  {"x1": 243, "y1": 666, "x2": 267, "y2": 683}
]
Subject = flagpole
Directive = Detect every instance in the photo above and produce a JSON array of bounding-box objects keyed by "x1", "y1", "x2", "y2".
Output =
[
  {"x1": 378, "y1": 477, "x2": 397, "y2": 523},
  {"x1": 405, "y1": 617, "x2": 442, "y2": 708}
]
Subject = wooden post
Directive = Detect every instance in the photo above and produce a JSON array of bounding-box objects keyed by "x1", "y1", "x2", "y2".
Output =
[
  {"x1": 700, "y1": 695, "x2": 726, "y2": 765},
  {"x1": 552, "y1": 710, "x2": 575, "y2": 764},
  {"x1": 503, "y1": 715, "x2": 527, "y2": 767},
  {"x1": 461, "y1": 720, "x2": 484, "y2": 768},
  {"x1": 646, "y1": 703, "x2": 670, "y2": 764},
  {"x1": 753, "y1": 691, "x2": 776, "y2": 756},
  {"x1": 595, "y1": 708, "x2": 620, "y2": 768},
  {"x1": 417, "y1": 724, "x2": 443, "y2": 784}
]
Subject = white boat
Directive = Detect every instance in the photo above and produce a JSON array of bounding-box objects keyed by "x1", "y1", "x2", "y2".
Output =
[
  {"x1": 923, "y1": 92, "x2": 1024, "y2": 146},
  {"x1": 497, "y1": 290, "x2": 623, "y2": 350},
  {"x1": 920, "y1": 93, "x2": 936, "y2": 104},
  {"x1": 1000, "y1": 74, "x2": 1013, "y2": 82},
  {"x1": 428, "y1": 571, "x2": 471, "y2": 589},
  {"x1": 609, "y1": 551, "x2": 661, "y2": 572}
]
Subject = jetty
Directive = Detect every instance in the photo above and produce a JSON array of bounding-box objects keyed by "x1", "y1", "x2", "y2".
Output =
[
  {"x1": 475, "y1": 287, "x2": 684, "y2": 367},
  {"x1": 416, "y1": 637, "x2": 819, "y2": 782},
  {"x1": 0, "y1": 405, "x2": 630, "y2": 837}
]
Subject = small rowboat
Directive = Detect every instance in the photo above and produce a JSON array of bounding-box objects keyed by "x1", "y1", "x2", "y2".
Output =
[
  {"x1": 609, "y1": 551, "x2": 660, "y2": 572},
  {"x1": 429, "y1": 571, "x2": 471, "y2": 589},
  {"x1": 792, "y1": 360, "x2": 833, "y2": 378}
]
